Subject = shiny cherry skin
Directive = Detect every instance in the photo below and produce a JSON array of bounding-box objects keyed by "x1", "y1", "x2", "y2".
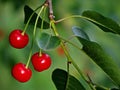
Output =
[
  {"x1": 31, "y1": 52, "x2": 51, "y2": 72},
  {"x1": 11, "y1": 63, "x2": 32, "y2": 82},
  {"x1": 9, "y1": 29, "x2": 29, "y2": 49}
]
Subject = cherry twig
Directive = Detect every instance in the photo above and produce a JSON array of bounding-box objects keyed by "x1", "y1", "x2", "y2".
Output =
[
  {"x1": 45, "y1": 0, "x2": 99, "y2": 89},
  {"x1": 45, "y1": 0, "x2": 54, "y2": 20}
]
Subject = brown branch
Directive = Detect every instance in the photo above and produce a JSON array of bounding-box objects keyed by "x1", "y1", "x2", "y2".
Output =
[{"x1": 46, "y1": 0, "x2": 54, "y2": 20}]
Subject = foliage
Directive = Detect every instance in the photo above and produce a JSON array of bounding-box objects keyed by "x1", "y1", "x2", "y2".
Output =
[
  {"x1": 0, "y1": 0, "x2": 120, "y2": 90},
  {"x1": 52, "y1": 69, "x2": 85, "y2": 90},
  {"x1": 23, "y1": 3, "x2": 120, "y2": 89}
]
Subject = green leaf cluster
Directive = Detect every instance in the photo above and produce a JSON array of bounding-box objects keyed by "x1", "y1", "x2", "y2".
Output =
[
  {"x1": 24, "y1": 5, "x2": 120, "y2": 89},
  {"x1": 72, "y1": 11, "x2": 120, "y2": 88}
]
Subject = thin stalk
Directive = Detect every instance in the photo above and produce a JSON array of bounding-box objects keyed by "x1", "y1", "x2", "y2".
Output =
[
  {"x1": 57, "y1": 33, "x2": 97, "y2": 90},
  {"x1": 25, "y1": 6, "x2": 45, "y2": 68},
  {"x1": 55, "y1": 15, "x2": 83, "y2": 24},
  {"x1": 47, "y1": 0, "x2": 54, "y2": 19},
  {"x1": 47, "y1": 0, "x2": 96, "y2": 89},
  {"x1": 58, "y1": 32, "x2": 112, "y2": 90},
  {"x1": 38, "y1": 6, "x2": 47, "y2": 56},
  {"x1": 47, "y1": 0, "x2": 53, "y2": 15},
  {"x1": 51, "y1": 20, "x2": 93, "y2": 89},
  {"x1": 65, "y1": 60, "x2": 70, "y2": 90},
  {"x1": 22, "y1": 5, "x2": 42, "y2": 35},
  {"x1": 55, "y1": 15, "x2": 106, "y2": 31},
  {"x1": 95, "y1": 84, "x2": 110, "y2": 90},
  {"x1": 55, "y1": 15, "x2": 112, "y2": 35},
  {"x1": 39, "y1": 49, "x2": 42, "y2": 56},
  {"x1": 39, "y1": 6, "x2": 47, "y2": 32},
  {"x1": 58, "y1": 36, "x2": 82, "y2": 50}
]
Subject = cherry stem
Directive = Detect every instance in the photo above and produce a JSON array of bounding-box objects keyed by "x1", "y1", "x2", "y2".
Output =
[
  {"x1": 39, "y1": 49, "x2": 42, "y2": 57},
  {"x1": 22, "y1": 5, "x2": 43, "y2": 35},
  {"x1": 57, "y1": 36, "x2": 82, "y2": 50},
  {"x1": 25, "y1": 5, "x2": 45, "y2": 68},
  {"x1": 65, "y1": 60, "x2": 70, "y2": 90},
  {"x1": 50, "y1": 20, "x2": 93, "y2": 89},
  {"x1": 55, "y1": 15, "x2": 83, "y2": 23},
  {"x1": 46, "y1": 0, "x2": 54, "y2": 20},
  {"x1": 38, "y1": 5, "x2": 47, "y2": 56},
  {"x1": 46, "y1": 0, "x2": 92, "y2": 88},
  {"x1": 55, "y1": 15, "x2": 98, "y2": 24},
  {"x1": 39, "y1": 6, "x2": 47, "y2": 32},
  {"x1": 43, "y1": 0, "x2": 110, "y2": 89}
]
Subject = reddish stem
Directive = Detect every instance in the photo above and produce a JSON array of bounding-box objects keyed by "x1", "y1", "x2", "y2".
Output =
[{"x1": 46, "y1": 0, "x2": 54, "y2": 20}]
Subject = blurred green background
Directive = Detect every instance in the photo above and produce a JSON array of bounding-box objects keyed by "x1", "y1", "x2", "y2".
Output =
[{"x1": 0, "y1": 0, "x2": 120, "y2": 90}]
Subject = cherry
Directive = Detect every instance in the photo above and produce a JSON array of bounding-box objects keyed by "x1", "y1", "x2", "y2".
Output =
[
  {"x1": 9, "y1": 29, "x2": 29, "y2": 49},
  {"x1": 11, "y1": 63, "x2": 32, "y2": 82},
  {"x1": 31, "y1": 52, "x2": 51, "y2": 72}
]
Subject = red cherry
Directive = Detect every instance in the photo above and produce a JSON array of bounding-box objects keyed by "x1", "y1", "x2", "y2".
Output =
[
  {"x1": 11, "y1": 63, "x2": 32, "y2": 82},
  {"x1": 31, "y1": 52, "x2": 51, "y2": 72},
  {"x1": 9, "y1": 29, "x2": 29, "y2": 49}
]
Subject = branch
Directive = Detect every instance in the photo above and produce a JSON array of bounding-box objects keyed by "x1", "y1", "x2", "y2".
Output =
[{"x1": 46, "y1": 0, "x2": 54, "y2": 20}]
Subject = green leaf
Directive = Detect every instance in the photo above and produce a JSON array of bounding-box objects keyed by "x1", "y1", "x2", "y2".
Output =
[
  {"x1": 95, "y1": 85, "x2": 109, "y2": 90},
  {"x1": 52, "y1": 69, "x2": 85, "y2": 90},
  {"x1": 72, "y1": 26, "x2": 90, "y2": 40},
  {"x1": 24, "y1": 5, "x2": 49, "y2": 29},
  {"x1": 95, "y1": 87, "x2": 107, "y2": 90},
  {"x1": 82, "y1": 10, "x2": 120, "y2": 34},
  {"x1": 36, "y1": 33, "x2": 60, "y2": 50},
  {"x1": 111, "y1": 88, "x2": 120, "y2": 90},
  {"x1": 72, "y1": 27, "x2": 120, "y2": 87},
  {"x1": 77, "y1": 38, "x2": 120, "y2": 87}
]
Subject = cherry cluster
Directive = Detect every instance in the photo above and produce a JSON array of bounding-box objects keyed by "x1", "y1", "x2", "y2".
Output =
[{"x1": 9, "y1": 29, "x2": 51, "y2": 82}]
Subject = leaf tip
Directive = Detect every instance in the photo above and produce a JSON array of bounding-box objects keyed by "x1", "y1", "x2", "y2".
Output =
[{"x1": 72, "y1": 26, "x2": 90, "y2": 40}]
